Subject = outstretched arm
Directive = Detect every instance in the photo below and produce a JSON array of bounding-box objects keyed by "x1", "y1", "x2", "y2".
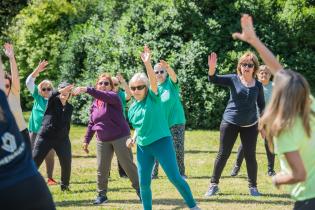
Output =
[
  {"x1": 160, "y1": 60, "x2": 177, "y2": 83},
  {"x1": 4, "y1": 43, "x2": 20, "y2": 94},
  {"x1": 140, "y1": 45, "x2": 158, "y2": 94},
  {"x1": 232, "y1": 14, "x2": 283, "y2": 75}
]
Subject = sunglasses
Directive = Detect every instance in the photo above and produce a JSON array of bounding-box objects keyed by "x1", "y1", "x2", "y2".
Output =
[
  {"x1": 155, "y1": 70, "x2": 165, "y2": 75},
  {"x1": 113, "y1": 83, "x2": 119, "y2": 87},
  {"x1": 42, "y1": 87, "x2": 52, "y2": 92},
  {"x1": 5, "y1": 84, "x2": 10, "y2": 89},
  {"x1": 98, "y1": 81, "x2": 110, "y2": 86},
  {"x1": 241, "y1": 63, "x2": 255, "y2": 68},
  {"x1": 130, "y1": 85, "x2": 146, "y2": 91}
]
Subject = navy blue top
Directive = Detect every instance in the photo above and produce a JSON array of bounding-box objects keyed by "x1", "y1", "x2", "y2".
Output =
[
  {"x1": 208, "y1": 74, "x2": 265, "y2": 126},
  {"x1": 0, "y1": 90, "x2": 38, "y2": 190}
]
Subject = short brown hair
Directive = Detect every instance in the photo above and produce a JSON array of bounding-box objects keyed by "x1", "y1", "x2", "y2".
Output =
[{"x1": 96, "y1": 73, "x2": 114, "y2": 90}]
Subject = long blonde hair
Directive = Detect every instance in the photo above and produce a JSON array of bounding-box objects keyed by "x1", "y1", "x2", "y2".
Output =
[{"x1": 259, "y1": 69, "x2": 313, "y2": 152}]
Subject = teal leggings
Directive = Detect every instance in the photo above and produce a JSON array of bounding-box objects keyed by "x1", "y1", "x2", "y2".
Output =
[{"x1": 137, "y1": 136, "x2": 196, "y2": 210}]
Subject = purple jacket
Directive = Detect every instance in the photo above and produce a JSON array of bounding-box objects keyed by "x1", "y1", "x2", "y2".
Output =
[{"x1": 84, "y1": 87, "x2": 130, "y2": 144}]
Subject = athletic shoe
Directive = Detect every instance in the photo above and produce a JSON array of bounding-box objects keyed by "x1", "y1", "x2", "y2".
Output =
[
  {"x1": 205, "y1": 184, "x2": 219, "y2": 197},
  {"x1": 61, "y1": 185, "x2": 70, "y2": 192},
  {"x1": 47, "y1": 178, "x2": 58, "y2": 185},
  {"x1": 249, "y1": 187, "x2": 261, "y2": 196},
  {"x1": 93, "y1": 194, "x2": 108, "y2": 205},
  {"x1": 268, "y1": 170, "x2": 276, "y2": 176},
  {"x1": 230, "y1": 166, "x2": 240, "y2": 177}
]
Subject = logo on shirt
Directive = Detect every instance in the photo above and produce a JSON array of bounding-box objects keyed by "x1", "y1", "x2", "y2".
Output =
[
  {"x1": 161, "y1": 90, "x2": 170, "y2": 101},
  {"x1": 1, "y1": 132, "x2": 17, "y2": 153}
]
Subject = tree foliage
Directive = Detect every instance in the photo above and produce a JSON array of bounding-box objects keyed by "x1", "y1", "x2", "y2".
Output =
[{"x1": 5, "y1": 0, "x2": 315, "y2": 128}]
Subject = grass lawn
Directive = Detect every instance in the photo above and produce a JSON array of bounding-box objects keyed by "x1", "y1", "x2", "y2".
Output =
[{"x1": 34, "y1": 124, "x2": 293, "y2": 210}]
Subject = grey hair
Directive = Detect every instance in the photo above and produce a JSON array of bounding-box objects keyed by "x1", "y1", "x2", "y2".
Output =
[{"x1": 129, "y1": 72, "x2": 149, "y2": 87}]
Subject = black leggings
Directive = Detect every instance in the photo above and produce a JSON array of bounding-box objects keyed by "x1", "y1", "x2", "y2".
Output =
[
  {"x1": 0, "y1": 174, "x2": 55, "y2": 210},
  {"x1": 234, "y1": 138, "x2": 275, "y2": 172},
  {"x1": 294, "y1": 197, "x2": 315, "y2": 210},
  {"x1": 211, "y1": 120, "x2": 258, "y2": 187},
  {"x1": 33, "y1": 136, "x2": 72, "y2": 188}
]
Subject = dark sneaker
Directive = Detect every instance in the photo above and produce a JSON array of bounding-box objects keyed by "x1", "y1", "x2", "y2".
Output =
[
  {"x1": 268, "y1": 170, "x2": 276, "y2": 176},
  {"x1": 205, "y1": 184, "x2": 219, "y2": 197},
  {"x1": 93, "y1": 195, "x2": 108, "y2": 205},
  {"x1": 249, "y1": 187, "x2": 261, "y2": 196},
  {"x1": 231, "y1": 166, "x2": 240, "y2": 177},
  {"x1": 61, "y1": 185, "x2": 70, "y2": 192},
  {"x1": 136, "y1": 189, "x2": 142, "y2": 202}
]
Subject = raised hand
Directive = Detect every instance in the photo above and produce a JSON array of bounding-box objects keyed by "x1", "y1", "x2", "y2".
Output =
[
  {"x1": 72, "y1": 86, "x2": 87, "y2": 96},
  {"x1": 117, "y1": 73, "x2": 127, "y2": 85},
  {"x1": 140, "y1": 45, "x2": 151, "y2": 64},
  {"x1": 3, "y1": 43, "x2": 15, "y2": 59},
  {"x1": 232, "y1": 14, "x2": 258, "y2": 44},
  {"x1": 159, "y1": 60, "x2": 170, "y2": 69},
  {"x1": 32, "y1": 60, "x2": 49, "y2": 78},
  {"x1": 208, "y1": 52, "x2": 217, "y2": 76},
  {"x1": 59, "y1": 84, "x2": 74, "y2": 95}
]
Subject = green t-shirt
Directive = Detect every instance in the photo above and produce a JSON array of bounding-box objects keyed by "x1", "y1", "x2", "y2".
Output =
[
  {"x1": 128, "y1": 89, "x2": 171, "y2": 146},
  {"x1": 118, "y1": 89, "x2": 127, "y2": 119},
  {"x1": 28, "y1": 85, "x2": 48, "y2": 133},
  {"x1": 158, "y1": 77, "x2": 186, "y2": 127},
  {"x1": 274, "y1": 96, "x2": 315, "y2": 201}
]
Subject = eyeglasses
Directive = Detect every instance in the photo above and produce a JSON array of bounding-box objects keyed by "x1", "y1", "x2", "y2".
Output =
[
  {"x1": 130, "y1": 85, "x2": 146, "y2": 91},
  {"x1": 98, "y1": 81, "x2": 110, "y2": 86},
  {"x1": 113, "y1": 83, "x2": 119, "y2": 87},
  {"x1": 241, "y1": 63, "x2": 254, "y2": 68},
  {"x1": 155, "y1": 70, "x2": 165, "y2": 75},
  {"x1": 42, "y1": 87, "x2": 52, "y2": 92},
  {"x1": 5, "y1": 84, "x2": 10, "y2": 89}
]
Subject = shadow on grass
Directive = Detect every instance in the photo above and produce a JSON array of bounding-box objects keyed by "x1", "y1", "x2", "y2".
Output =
[
  {"x1": 185, "y1": 150, "x2": 265, "y2": 155},
  {"x1": 188, "y1": 175, "x2": 247, "y2": 179},
  {"x1": 72, "y1": 155, "x2": 96, "y2": 158},
  {"x1": 198, "y1": 197, "x2": 293, "y2": 205}
]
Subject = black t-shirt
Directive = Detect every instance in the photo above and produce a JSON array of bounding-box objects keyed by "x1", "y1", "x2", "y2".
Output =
[
  {"x1": 38, "y1": 91, "x2": 73, "y2": 139},
  {"x1": 0, "y1": 90, "x2": 37, "y2": 190}
]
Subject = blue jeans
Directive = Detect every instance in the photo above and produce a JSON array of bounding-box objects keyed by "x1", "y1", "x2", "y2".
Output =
[{"x1": 137, "y1": 136, "x2": 196, "y2": 210}]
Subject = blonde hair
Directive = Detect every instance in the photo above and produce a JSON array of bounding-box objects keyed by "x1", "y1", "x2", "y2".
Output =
[
  {"x1": 38, "y1": 80, "x2": 53, "y2": 91},
  {"x1": 259, "y1": 70, "x2": 314, "y2": 152},
  {"x1": 237, "y1": 52, "x2": 259, "y2": 76},
  {"x1": 129, "y1": 72, "x2": 149, "y2": 88}
]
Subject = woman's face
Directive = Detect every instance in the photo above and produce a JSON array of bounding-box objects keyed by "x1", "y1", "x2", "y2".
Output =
[
  {"x1": 96, "y1": 77, "x2": 112, "y2": 91},
  {"x1": 5, "y1": 79, "x2": 10, "y2": 96},
  {"x1": 154, "y1": 64, "x2": 167, "y2": 84},
  {"x1": 240, "y1": 59, "x2": 255, "y2": 78},
  {"x1": 257, "y1": 70, "x2": 271, "y2": 84},
  {"x1": 39, "y1": 83, "x2": 52, "y2": 99},
  {"x1": 130, "y1": 80, "x2": 147, "y2": 101},
  {"x1": 111, "y1": 77, "x2": 120, "y2": 93}
]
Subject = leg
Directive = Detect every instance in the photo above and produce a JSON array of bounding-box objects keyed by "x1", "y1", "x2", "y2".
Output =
[
  {"x1": 45, "y1": 149, "x2": 55, "y2": 179},
  {"x1": 118, "y1": 160, "x2": 127, "y2": 177},
  {"x1": 112, "y1": 136, "x2": 139, "y2": 190},
  {"x1": 137, "y1": 144, "x2": 155, "y2": 210},
  {"x1": 96, "y1": 140, "x2": 114, "y2": 195},
  {"x1": 264, "y1": 138, "x2": 275, "y2": 173},
  {"x1": 20, "y1": 129, "x2": 31, "y2": 153},
  {"x1": 239, "y1": 124, "x2": 258, "y2": 188},
  {"x1": 171, "y1": 124, "x2": 186, "y2": 176},
  {"x1": 152, "y1": 137, "x2": 196, "y2": 208},
  {"x1": 234, "y1": 144, "x2": 244, "y2": 168},
  {"x1": 210, "y1": 121, "x2": 239, "y2": 184},
  {"x1": 53, "y1": 138, "x2": 72, "y2": 189},
  {"x1": 32, "y1": 135, "x2": 53, "y2": 169}
]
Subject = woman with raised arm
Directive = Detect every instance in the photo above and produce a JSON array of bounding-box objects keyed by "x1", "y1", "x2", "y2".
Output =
[
  {"x1": 33, "y1": 82, "x2": 74, "y2": 191},
  {"x1": 3, "y1": 43, "x2": 30, "y2": 150},
  {"x1": 126, "y1": 45, "x2": 200, "y2": 210},
  {"x1": 26, "y1": 60, "x2": 56, "y2": 185},
  {"x1": 151, "y1": 60, "x2": 187, "y2": 179},
  {"x1": 0, "y1": 56, "x2": 55, "y2": 210},
  {"x1": 73, "y1": 73, "x2": 140, "y2": 205},
  {"x1": 111, "y1": 74, "x2": 133, "y2": 178},
  {"x1": 234, "y1": 14, "x2": 315, "y2": 210},
  {"x1": 205, "y1": 51, "x2": 265, "y2": 197}
]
